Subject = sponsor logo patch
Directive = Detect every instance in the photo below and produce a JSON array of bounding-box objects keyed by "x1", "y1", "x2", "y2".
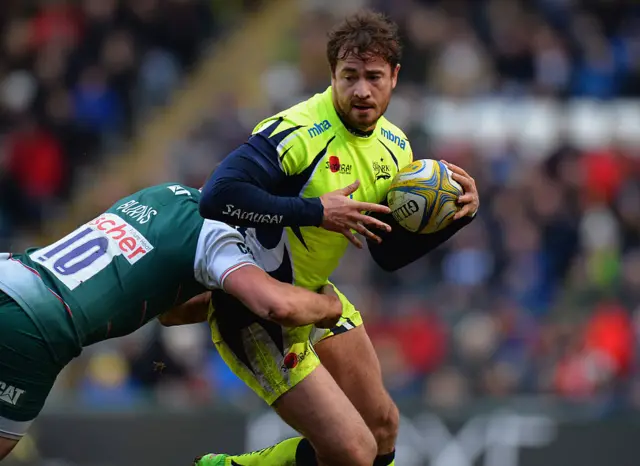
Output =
[
  {"x1": 0, "y1": 382, "x2": 25, "y2": 406},
  {"x1": 31, "y1": 213, "x2": 154, "y2": 290}
]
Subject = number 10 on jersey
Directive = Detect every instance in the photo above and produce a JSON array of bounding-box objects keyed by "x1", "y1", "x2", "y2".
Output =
[{"x1": 30, "y1": 213, "x2": 154, "y2": 290}]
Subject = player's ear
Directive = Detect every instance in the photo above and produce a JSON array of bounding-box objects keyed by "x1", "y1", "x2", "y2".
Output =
[{"x1": 391, "y1": 64, "x2": 400, "y2": 89}]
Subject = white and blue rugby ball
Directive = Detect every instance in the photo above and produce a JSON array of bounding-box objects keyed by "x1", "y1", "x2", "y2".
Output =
[{"x1": 387, "y1": 159, "x2": 463, "y2": 234}]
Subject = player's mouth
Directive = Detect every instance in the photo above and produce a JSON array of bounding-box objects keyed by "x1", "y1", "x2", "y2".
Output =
[{"x1": 352, "y1": 103, "x2": 375, "y2": 113}]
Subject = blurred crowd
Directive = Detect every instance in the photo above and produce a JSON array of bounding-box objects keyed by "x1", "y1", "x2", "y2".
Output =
[
  {"x1": 3, "y1": 0, "x2": 640, "y2": 417},
  {"x1": 0, "y1": 0, "x2": 219, "y2": 246}
]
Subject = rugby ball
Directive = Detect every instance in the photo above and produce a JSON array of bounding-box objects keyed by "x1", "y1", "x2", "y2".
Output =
[{"x1": 387, "y1": 159, "x2": 463, "y2": 234}]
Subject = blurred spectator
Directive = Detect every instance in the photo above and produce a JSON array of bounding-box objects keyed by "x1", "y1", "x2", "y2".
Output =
[
  {"x1": 4, "y1": 116, "x2": 64, "y2": 226},
  {"x1": 0, "y1": 0, "x2": 219, "y2": 242},
  {"x1": 72, "y1": 65, "x2": 123, "y2": 137}
]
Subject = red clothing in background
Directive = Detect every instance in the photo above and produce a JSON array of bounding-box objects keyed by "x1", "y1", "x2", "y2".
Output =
[{"x1": 6, "y1": 126, "x2": 65, "y2": 199}]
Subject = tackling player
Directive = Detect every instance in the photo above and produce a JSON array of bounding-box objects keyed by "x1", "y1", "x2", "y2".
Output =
[
  {"x1": 0, "y1": 183, "x2": 343, "y2": 461},
  {"x1": 196, "y1": 9, "x2": 479, "y2": 466}
]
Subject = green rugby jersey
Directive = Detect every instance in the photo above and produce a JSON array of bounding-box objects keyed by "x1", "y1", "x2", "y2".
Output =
[
  {"x1": 241, "y1": 87, "x2": 413, "y2": 290},
  {"x1": 0, "y1": 183, "x2": 257, "y2": 359}
]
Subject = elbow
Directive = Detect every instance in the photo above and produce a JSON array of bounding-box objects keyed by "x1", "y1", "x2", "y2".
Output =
[
  {"x1": 199, "y1": 177, "x2": 244, "y2": 220},
  {"x1": 198, "y1": 187, "x2": 226, "y2": 220},
  {"x1": 198, "y1": 199, "x2": 218, "y2": 220},
  {"x1": 376, "y1": 260, "x2": 402, "y2": 273},
  {"x1": 370, "y1": 250, "x2": 403, "y2": 272}
]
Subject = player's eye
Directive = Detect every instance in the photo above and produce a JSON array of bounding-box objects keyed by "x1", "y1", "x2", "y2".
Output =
[
  {"x1": 369, "y1": 75, "x2": 381, "y2": 82},
  {"x1": 344, "y1": 75, "x2": 357, "y2": 82}
]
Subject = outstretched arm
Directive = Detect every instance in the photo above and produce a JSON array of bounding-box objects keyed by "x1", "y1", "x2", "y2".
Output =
[
  {"x1": 160, "y1": 270, "x2": 343, "y2": 329},
  {"x1": 197, "y1": 216, "x2": 341, "y2": 328},
  {"x1": 223, "y1": 265, "x2": 342, "y2": 328},
  {"x1": 158, "y1": 267, "x2": 342, "y2": 328}
]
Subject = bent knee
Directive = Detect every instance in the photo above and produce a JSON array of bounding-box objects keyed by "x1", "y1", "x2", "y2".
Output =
[
  {"x1": 370, "y1": 399, "x2": 400, "y2": 448},
  {"x1": 317, "y1": 428, "x2": 377, "y2": 466},
  {"x1": 346, "y1": 440, "x2": 378, "y2": 466}
]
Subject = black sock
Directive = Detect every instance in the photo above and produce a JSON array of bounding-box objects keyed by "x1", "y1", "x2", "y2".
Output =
[
  {"x1": 373, "y1": 451, "x2": 395, "y2": 466},
  {"x1": 296, "y1": 438, "x2": 395, "y2": 466},
  {"x1": 295, "y1": 438, "x2": 318, "y2": 466}
]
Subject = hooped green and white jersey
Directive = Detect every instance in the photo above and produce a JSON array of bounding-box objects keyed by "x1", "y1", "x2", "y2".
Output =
[
  {"x1": 0, "y1": 183, "x2": 257, "y2": 357},
  {"x1": 242, "y1": 87, "x2": 413, "y2": 290}
]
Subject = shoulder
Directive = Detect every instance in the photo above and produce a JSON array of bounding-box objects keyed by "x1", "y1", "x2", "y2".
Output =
[
  {"x1": 251, "y1": 90, "x2": 337, "y2": 149},
  {"x1": 126, "y1": 183, "x2": 201, "y2": 206},
  {"x1": 250, "y1": 92, "x2": 333, "y2": 173},
  {"x1": 252, "y1": 91, "x2": 329, "y2": 136},
  {"x1": 108, "y1": 183, "x2": 201, "y2": 224},
  {"x1": 377, "y1": 117, "x2": 413, "y2": 165}
]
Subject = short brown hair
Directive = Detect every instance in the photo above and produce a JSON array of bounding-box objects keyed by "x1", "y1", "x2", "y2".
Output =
[{"x1": 326, "y1": 10, "x2": 402, "y2": 73}]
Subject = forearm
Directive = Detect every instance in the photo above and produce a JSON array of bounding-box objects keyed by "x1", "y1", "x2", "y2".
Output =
[
  {"x1": 368, "y1": 213, "x2": 475, "y2": 272},
  {"x1": 158, "y1": 292, "x2": 211, "y2": 326},
  {"x1": 273, "y1": 283, "x2": 341, "y2": 327},
  {"x1": 223, "y1": 266, "x2": 341, "y2": 327},
  {"x1": 199, "y1": 143, "x2": 324, "y2": 228},
  {"x1": 200, "y1": 177, "x2": 323, "y2": 227}
]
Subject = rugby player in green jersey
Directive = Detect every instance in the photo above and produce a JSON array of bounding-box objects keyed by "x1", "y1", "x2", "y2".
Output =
[
  {"x1": 196, "y1": 9, "x2": 480, "y2": 466},
  {"x1": 0, "y1": 183, "x2": 343, "y2": 460}
]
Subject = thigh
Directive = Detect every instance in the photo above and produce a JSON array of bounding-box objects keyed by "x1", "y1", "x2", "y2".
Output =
[
  {"x1": 273, "y1": 364, "x2": 375, "y2": 466},
  {"x1": 0, "y1": 437, "x2": 18, "y2": 461},
  {"x1": 208, "y1": 291, "x2": 320, "y2": 406},
  {"x1": 314, "y1": 323, "x2": 396, "y2": 433},
  {"x1": 0, "y1": 293, "x2": 61, "y2": 440},
  {"x1": 313, "y1": 284, "x2": 386, "y2": 411}
]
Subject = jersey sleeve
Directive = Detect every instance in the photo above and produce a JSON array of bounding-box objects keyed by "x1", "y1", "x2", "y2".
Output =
[
  {"x1": 367, "y1": 202, "x2": 475, "y2": 271},
  {"x1": 194, "y1": 220, "x2": 261, "y2": 291},
  {"x1": 199, "y1": 115, "x2": 324, "y2": 228}
]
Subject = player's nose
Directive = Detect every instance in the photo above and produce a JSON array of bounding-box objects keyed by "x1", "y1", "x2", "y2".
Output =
[{"x1": 353, "y1": 80, "x2": 371, "y2": 99}]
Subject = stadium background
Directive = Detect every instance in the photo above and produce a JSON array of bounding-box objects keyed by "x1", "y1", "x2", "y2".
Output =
[{"x1": 1, "y1": 0, "x2": 639, "y2": 464}]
